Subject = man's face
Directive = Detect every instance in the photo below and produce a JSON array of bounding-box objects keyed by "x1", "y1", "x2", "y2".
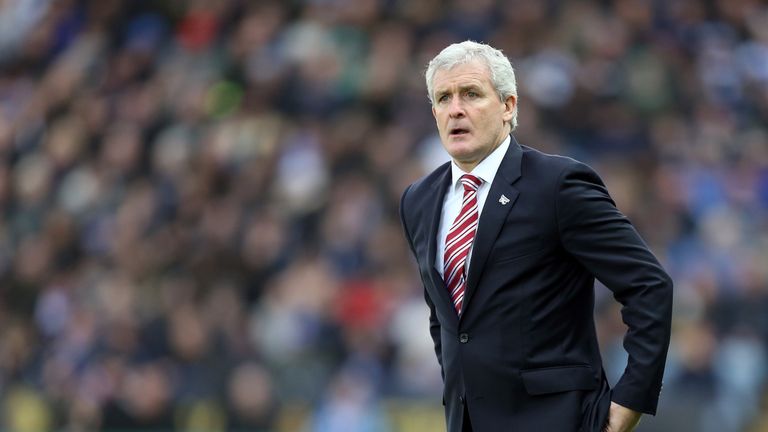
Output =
[{"x1": 431, "y1": 60, "x2": 516, "y2": 172}]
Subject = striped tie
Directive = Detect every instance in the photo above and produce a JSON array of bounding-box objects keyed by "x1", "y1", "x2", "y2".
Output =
[{"x1": 443, "y1": 174, "x2": 482, "y2": 314}]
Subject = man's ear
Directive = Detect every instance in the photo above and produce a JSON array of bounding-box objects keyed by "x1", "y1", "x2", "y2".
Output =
[
  {"x1": 502, "y1": 95, "x2": 517, "y2": 123},
  {"x1": 432, "y1": 104, "x2": 437, "y2": 120}
]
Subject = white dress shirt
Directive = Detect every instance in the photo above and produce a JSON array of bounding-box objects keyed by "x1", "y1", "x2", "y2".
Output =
[{"x1": 435, "y1": 135, "x2": 510, "y2": 277}]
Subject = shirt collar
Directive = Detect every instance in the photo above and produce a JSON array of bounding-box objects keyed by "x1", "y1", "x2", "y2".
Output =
[{"x1": 450, "y1": 135, "x2": 511, "y2": 190}]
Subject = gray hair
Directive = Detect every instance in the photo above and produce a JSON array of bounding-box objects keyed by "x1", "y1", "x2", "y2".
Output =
[{"x1": 425, "y1": 40, "x2": 518, "y2": 130}]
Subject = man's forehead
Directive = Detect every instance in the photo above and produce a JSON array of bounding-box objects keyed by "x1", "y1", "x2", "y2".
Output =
[{"x1": 433, "y1": 61, "x2": 492, "y2": 88}]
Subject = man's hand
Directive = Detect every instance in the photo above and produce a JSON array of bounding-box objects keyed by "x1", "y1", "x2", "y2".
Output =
[{"x1": 603, "y1": 402, "x2": 642, "y2": 432}]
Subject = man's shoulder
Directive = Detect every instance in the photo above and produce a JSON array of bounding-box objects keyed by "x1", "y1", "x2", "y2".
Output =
[
  {"x1": 519, "y1": 144, "x2": 597, "y2": 182},
  {"x1": 400, "y1": 161, "x2": 450, "y2": 226},
  {"x1": 517, "y1": 144, "x2": 610, "y2": 204},
  {"x1": 520, "y1": 144, "x2": 583, "y2": 172}
]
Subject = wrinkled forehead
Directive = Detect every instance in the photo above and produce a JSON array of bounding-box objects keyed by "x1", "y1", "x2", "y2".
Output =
[{"x1": 432, "y1": 60, "x2": 493, "y2": 91}]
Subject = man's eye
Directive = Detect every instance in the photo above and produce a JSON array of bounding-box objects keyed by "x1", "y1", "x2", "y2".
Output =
[
  {"x1": 467, "y1": 91, "x2": 478, "y2": 98},
  {"x1": 438, "y1": 94, "x2": 450, "y2": 103}
]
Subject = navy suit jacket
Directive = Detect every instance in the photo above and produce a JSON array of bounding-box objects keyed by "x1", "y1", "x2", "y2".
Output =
[{"x1": 399, "y1": 137, "x2": 673, "y2": 432}]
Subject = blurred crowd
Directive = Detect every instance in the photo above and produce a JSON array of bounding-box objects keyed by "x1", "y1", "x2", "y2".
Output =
[{"x1": 0, "y1": 0, "x2": 767, "y2": 431}]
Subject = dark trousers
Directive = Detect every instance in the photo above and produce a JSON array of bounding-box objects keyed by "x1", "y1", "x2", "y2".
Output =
[{"x1": 462, "y1": 403, "x2": 473, "y2": 432}]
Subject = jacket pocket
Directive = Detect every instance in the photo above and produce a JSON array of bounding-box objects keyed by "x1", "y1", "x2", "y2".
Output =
[{"x1": 520, "y1": 364, "x2": 599, "y2": 395}]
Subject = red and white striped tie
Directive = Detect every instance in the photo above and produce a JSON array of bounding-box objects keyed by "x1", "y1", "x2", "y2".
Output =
[{"x1": 443, "y1": 174, "x2": 482, "y2": 314}]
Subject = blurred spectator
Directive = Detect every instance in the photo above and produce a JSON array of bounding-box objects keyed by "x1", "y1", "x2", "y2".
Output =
[
  {"x1": 309, "y1": 365, "x2": 391, "y2": 432},
  {"x1": 225, "y1": 362, "x2": 278, "y2": 431},
  {"x1": 99, "y1": 361, "x2": 174, "y2": 431}
]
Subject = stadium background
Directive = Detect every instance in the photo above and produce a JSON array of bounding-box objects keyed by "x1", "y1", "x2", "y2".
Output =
[{"x1": 1, "y1": 0, "x2": 767, "y2": 431}]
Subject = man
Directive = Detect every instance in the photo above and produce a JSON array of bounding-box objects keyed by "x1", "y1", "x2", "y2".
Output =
[{"x1": 399, "y1": 41, "x2": 673, "y2": 432}]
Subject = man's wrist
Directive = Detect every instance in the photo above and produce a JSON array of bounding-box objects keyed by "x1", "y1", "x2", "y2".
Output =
[{"x1": 605, "y1": 402, "x2": 642, "y2": 432}]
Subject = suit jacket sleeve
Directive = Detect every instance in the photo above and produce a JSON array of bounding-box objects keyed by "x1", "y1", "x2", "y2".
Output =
[
  {"x1": 555, "y1": 161, "x2": 673, "y2": 415},
  {"x1": 399, "y1": 185, "x2": 444, "y2": 382}
]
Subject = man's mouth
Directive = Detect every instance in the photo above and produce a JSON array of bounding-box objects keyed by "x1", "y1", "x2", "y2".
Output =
[{"x1": 449, "y1": 127, "x2": 470, "y2": 137}]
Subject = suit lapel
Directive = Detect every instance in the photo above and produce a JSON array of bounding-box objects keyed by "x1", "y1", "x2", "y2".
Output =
[
  {"x1": 424, "y1": 165, "x2": 455, "y2": 315},
  {"x1": 462, "y1": 137, "x2": 523, "y2": 319}
]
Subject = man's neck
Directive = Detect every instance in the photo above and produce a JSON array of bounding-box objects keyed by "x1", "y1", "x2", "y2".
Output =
[{"x1": 454, "y1": 131, "x2": 510, "y2": 173}]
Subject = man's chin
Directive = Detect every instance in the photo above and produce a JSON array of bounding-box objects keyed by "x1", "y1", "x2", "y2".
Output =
[
  {"x1": 443, "y1": 137, "x2": 475, "y2": 153},
  {"x1": 445, "y1": 150, "x2": 480, "y2": 168}
]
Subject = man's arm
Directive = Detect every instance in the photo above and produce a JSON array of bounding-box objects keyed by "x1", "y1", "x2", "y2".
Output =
[
  {"x1": 604, "y1": 401, "x2": 642, "y2": 432},
  {"x1": 554, "y1": 161, "x2": 673, "y2": 417},
  {"x1": 399, "y1": 185, "x2": 444, "y2": 381},
  {"x1": 424, "y1": 287, "x2": 444, "y2": 382}
]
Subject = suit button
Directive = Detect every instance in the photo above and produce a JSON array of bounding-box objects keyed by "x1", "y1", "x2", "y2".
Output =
[
  {"x1": 459, "y1": 395, "x2": 465, "y2": 404},
  {"x1": 459, "y1": 333, "x2": 469, "y2": 343}
]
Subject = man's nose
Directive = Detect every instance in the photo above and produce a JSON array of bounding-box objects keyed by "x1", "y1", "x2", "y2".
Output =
[{"x1": 448, "y1": 97, "x2": 465, "y2": 118}]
